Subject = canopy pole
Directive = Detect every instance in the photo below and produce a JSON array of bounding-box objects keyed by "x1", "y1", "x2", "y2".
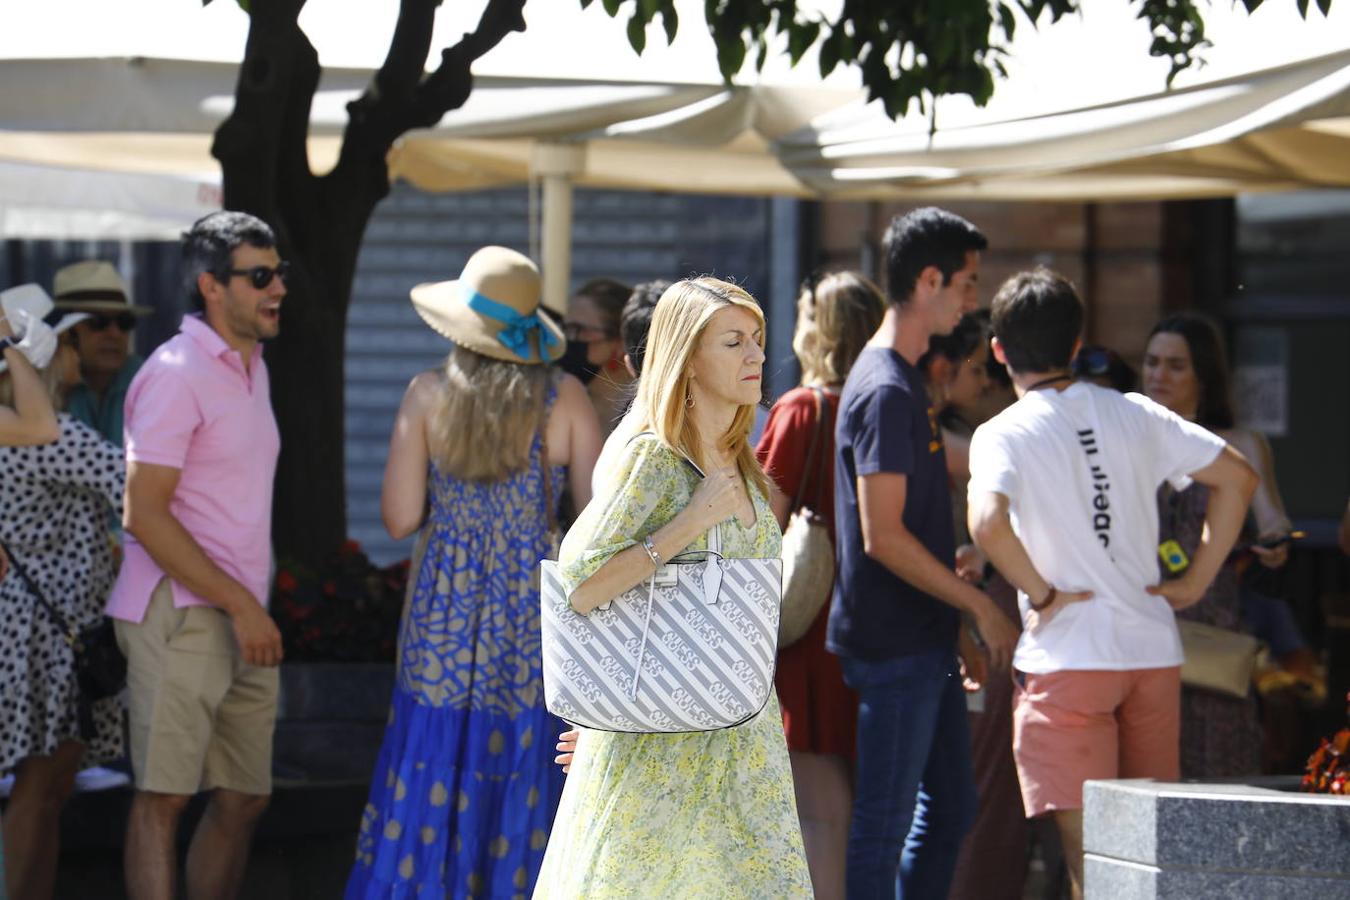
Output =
[{"x1": 530, "y1": 143, "x2": 586, "y2": 316}]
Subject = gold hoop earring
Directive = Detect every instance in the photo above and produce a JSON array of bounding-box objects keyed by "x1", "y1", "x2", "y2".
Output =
[{"x1": 685, "y1": 390, "x2": 695, "y2": 409}]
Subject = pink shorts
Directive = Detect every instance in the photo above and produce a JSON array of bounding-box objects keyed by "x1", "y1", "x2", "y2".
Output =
[{"x1": 1012, "y1": 666, "x2": 1180, "y2": 818}]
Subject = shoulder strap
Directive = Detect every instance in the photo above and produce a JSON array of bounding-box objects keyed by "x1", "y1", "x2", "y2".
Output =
[
  {"x1": 629, "y1": 431, "x2": 720, "y2": 552},
  {"x1": 0, "y1": 538, "x2": 77, "y2": 643},
  {"x1": 539, "y1": 373, "x2": 560, "y2": 534},
  {"x1": 631, "y1": 430, "x2": 704, "y2": 479},
  {"x1": 789, "y1": 387, "x2": 828, "y2": 513}
]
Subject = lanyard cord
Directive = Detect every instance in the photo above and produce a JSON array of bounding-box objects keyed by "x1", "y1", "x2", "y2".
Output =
[{"x1": 1026, "y1": 373, "x2": 1073, "y2": 392}]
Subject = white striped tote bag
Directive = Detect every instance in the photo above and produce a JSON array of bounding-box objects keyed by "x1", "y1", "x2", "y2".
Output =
[{"x1": 539, "y1": 524, "x2": 782, "y2": 733}]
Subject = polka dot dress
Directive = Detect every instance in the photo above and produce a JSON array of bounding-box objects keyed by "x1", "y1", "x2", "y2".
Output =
[{"x1": 0, "y1": 415, "x2": 125, "y2": 775}]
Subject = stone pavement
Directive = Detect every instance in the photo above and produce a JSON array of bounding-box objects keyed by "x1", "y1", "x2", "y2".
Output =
[{"x1": 54, "y1": 777, "x2": 367, "y2": 900}]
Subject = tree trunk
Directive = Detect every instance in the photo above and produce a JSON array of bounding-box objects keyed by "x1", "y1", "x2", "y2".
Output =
[{"x1": 210, "y1": 0, "x2": 525, "y2": 572}]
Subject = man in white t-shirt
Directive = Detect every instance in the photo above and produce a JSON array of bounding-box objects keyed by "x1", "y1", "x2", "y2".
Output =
[{"x1": 966, "y1": 267, "x2": 1257, "y2": 900}]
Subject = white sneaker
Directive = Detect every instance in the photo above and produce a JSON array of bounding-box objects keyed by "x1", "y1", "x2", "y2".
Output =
[{"x1": 74, "y1": 766, "x2": 130, "y2": 792}]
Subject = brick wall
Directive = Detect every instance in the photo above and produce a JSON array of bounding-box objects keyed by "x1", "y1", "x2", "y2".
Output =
[{"x1": 813, "y1": 198, "x2": 1217, "y2": 369}]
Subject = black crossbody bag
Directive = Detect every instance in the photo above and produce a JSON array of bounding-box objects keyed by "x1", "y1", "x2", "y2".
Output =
[{"x1": 0, "y1": 539, "x2": 127, "y2": 740}]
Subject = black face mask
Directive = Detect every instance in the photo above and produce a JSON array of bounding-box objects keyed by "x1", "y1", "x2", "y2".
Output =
[{"x1": 557, "y1": 340, "x2": 599, "y2": 384}]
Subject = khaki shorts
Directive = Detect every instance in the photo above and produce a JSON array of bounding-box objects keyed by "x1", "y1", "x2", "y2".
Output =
[{"x1": 115, "y1": 579, "x2": 279, "y2": 796}]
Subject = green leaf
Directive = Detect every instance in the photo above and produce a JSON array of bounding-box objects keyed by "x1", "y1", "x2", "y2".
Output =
[
  {"x1": 818, "y1": 31, "x2": 840, "y2": 77},
  {"x1": 236, "y1": 0, "x2": 250, "y2": 11},
  {"x1": 974, "y1": 67, "x2": 996, "y2": 106},
  {"x1": 1316, "y1": 0, "x2": 1331, "y2": 14},
  {"x1": 580, "y1": 0, "x2": 594, "y2": 8},
  {"x1": 787, "y1": 21, "x2": 820, "y2": 64},
  {"x1": 627, "y1": 15, "x2": 647, "y2": 54},
  {"x1": 1238, "y1": 0, "x2": 1264, "y2": 10},
  {"x1": 1296, "y1": 0, "x2": 1310, "y2": 15},
  {"x1": 997, "y1": 3, "x2": 1016, "y2": 39},
  {"x1": 603, "y1": 0, "x2": 623, "y2": 17},
  {"x1": 661, "y1": 6, "x2": 679, "y2": 44},
  {"x1": 717, "y1": 36, "x2": 748, "y2": 78}
]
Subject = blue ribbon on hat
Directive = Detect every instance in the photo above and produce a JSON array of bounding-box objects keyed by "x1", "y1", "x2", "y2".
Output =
[{"x1": 464, "y1": 285, "x2": 559, "y2": 361}]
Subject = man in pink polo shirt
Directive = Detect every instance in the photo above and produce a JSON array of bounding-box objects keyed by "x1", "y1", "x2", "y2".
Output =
[{"x1": 109, "y1": 210, "x2": 286, "y2": 900}]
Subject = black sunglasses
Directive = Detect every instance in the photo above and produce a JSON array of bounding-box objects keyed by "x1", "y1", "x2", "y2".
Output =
[
  {"x1": 799, "y1": 268, "x2": 827, "y2": 300},
  {"x1": 1073, "y1": 347, "x2": 1112, "y2": 377},
  {"x1": 561, "y1": 321, "x2": 617, "y2": 341},
  {"x1": 85, "y1": 312, "x2": 138, "y2": 333},
  {"x1": 224, "y1": 261, "x2": 290, "y2": 290}
]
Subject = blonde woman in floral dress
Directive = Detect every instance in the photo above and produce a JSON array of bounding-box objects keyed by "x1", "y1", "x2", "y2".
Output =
[{"x1": 534, "y1": 278, "x2": 811, "y2": 899}]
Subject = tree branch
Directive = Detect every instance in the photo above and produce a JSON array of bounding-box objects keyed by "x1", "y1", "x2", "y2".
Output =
[
  {"x1": 212, "y1": 0, "x2": 320, "y2": 227},
  {"x1": 413, "y1": 0, "x2": 526, "y2": 126},
  {"x1": 335, "y1": 0, "x2": 525, "y2": 170},
  {"x1": 374, "y1": 0, "x2": 440, "y2": 99}
]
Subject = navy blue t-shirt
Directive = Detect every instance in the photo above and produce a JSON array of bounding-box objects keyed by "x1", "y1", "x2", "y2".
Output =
[{"x1": 827, "y1": 346, "x2": 960, "y2": 660}]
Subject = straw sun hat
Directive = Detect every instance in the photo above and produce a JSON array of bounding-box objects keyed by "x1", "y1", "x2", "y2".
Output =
[
  {"x1": 52, "y1": 260, "x2": 152, "y2": 316},
  {"x1": 410, "y1": 246, "x2": 565, "y2": 364}
]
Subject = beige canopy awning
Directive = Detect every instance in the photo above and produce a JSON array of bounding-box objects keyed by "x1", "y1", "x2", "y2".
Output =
[
  {"x1": 777, "y1": 48, "x2": 1350, "y2": 201},
  {"x1": 0, "y1": 57, "x2": 854, "y2": 193},
  {"x1": 1, "y1": 44, "x2": 1347, "y2": 257}
]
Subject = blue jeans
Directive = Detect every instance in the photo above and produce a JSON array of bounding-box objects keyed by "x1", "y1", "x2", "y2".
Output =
[{"x1": 840, "y1": 649, "x2": 978, "y2": 900}]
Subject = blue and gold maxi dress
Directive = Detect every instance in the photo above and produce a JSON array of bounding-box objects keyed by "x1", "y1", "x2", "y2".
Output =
[{"x1": 347, "y1": 399, "x2": 567, "y2": 900}]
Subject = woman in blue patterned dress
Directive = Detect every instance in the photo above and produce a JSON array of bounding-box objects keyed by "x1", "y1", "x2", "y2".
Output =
[{"x1": 346, "y1": 247, "x2": 602, "y2": 899}]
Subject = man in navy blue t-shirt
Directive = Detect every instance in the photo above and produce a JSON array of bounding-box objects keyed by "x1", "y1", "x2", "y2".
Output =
[{"x1": 830, "y1": 207, "x2": 1021, "y2": 899}]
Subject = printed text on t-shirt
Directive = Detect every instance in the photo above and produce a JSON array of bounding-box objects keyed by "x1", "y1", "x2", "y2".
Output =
[{"x1": 1077, "y1": 427, "x2": 1113, "y2": 553}]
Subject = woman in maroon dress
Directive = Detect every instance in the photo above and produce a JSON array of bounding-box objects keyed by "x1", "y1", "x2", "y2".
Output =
[{"x1": 756, "y1": 271, "x2": 885, "y2": 900}]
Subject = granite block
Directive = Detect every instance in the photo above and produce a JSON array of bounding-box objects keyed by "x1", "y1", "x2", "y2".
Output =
[
  {"x1": 1087, "y1": 855, "x2": 1350, "y2": 900},
  {"x1": 1085, "y1": 778, "x2": 1350, "y2": 876},
  {"x1": 1084, "y1": 778, "x2": 1350, "y2": 899},
  {"x1": 1082, "y1": 778, "x2": 1158, "y2": 866}
]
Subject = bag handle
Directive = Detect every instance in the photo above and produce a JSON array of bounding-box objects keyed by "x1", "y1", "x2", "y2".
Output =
[{"x1": 788, "y1": 387, "x2": 828, "y2": 515}]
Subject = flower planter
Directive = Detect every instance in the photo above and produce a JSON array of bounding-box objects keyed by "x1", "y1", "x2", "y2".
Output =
[{"x1": 273, "y1": 661, "x2": 396, "y2": 783}]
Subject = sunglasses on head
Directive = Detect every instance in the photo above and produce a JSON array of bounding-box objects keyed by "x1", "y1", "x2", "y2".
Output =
[
  {"x1": 85, "y1": 312, "x2": 138, "y2": 333},
  {"x1": 224, "y1": 261, "x2": 290, "y2": 290}
]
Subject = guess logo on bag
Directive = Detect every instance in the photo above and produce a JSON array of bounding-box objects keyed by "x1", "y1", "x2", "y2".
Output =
[
  {"x1": 683, "y1": 608, "x2": 724, "y2": 649},
  {"x1": 660, "y1": 631, "x2": 703, "y2": 671}
]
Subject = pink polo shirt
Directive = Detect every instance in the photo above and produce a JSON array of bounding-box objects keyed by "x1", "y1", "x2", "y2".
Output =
[{"x1": 107, "y1": 315, "x2": 280, "y2": 623}]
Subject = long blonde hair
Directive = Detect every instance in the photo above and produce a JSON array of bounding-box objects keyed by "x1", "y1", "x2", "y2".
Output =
[
  {"x1": 635, "y1": 277, "x2": 770, "y2": 499},
  {"x1": 426, "y1": 344, "x2": 552, "y2": 481},
  {"x1": 794, "y1": 271, "x2": 886, "y2": 386}
]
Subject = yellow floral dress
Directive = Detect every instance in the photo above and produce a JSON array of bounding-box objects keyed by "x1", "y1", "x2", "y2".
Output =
[{"x1": 533, "y1": 435, "x2": 812, "y2": 899}]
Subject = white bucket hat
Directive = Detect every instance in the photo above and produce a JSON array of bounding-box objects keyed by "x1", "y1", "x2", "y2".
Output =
[{"x1": 0, "y1": 284, "x2": 89, "y2": 374}]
